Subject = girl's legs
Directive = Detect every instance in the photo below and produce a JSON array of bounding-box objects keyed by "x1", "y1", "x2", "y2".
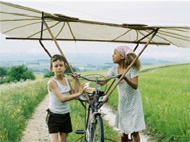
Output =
[
  {"x1": 50, "y1": 133, "x2": 59, "y2": 142},
  {"x1": 121, "y1": 133, "x2": 129, "y2": 142},
  {"x1": 59, "y1": 133, "x2": 67, "y2": 142},
  {"x1": 131, "y1": 132, "x2": 140, "y2": 142},
  {"x1": 121, "y1": 132, "x2": 140, "y2": 142},
  {"x1": 122, "y1": 133, "x2": 128, "y2": 137}
]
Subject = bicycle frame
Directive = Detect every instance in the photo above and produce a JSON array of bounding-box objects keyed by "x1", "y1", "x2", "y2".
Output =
[
  {"x1": 75, "y1": 87, "x2": 104, "y2": 142},
  {"x1": 70, "y1": 74, "x2": 119, "y2": 142}
]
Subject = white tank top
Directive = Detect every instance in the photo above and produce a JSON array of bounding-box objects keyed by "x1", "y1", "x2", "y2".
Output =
[{"x1": 48, "y1": 78, "x2": 71, "y2": 114}]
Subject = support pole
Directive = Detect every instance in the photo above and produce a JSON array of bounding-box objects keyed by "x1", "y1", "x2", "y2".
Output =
[
  {"x1": 39, "y1": 12, "x2": 52, "y2": 58},
  {"x1": 39, "y1": 40, "x2": 52, "y2": 58},
  {"x1": 103, "y1": 28, "x2": 159, "y2": 104},
  {"x1": 134, "y1": 29, "x2": 157, "y2": 51},
  {"x1": 104, "y1": 79, "x2": 115, "y2": 95},
  {"x1": 42, "y1": 18, "x2": 91, "y2": 104},
  {"x1": 42, "y1": 19, "x2": 73, "y2": 73}
]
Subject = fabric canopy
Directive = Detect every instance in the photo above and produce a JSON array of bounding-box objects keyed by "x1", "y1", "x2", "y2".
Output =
[{"x1": 0, "y1": 1, "x2": 190, "y2": 48}]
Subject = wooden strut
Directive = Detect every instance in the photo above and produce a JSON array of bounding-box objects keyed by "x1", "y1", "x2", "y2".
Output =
[
  {"x1": 39, "y1": 12, "x2": 52, "y2": 58},
  {"x1": 5, "y1": 37, "x2": 170, "y2": 46},
  {"x1": 39, "y1": 40, "x2": 52, "y2": 58},
  {"x1": 104, "y1": 79, "x2": 115, "y2": 95},
  {"x1": 102, "y1": 28, "x2": 159, "y2": 104},
  {"x1": 42, "y1": 19, "x2": 73, "y2": 72},
  {"x1": 42, "y1": 18, "x2": 91, "y2": 104},
  {"x1": 133, "y1": 29, "x2": 157, "y2": 52}
]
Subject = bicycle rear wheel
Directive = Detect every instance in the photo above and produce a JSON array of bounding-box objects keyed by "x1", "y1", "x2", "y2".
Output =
[{"x1": 91, "y1": 114, "x2": 104, "y2": 142}]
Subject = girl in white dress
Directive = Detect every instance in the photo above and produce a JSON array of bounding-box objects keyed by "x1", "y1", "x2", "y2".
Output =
[{"x1": 99, "y1": 46, "x2": 145, "y2": 142}]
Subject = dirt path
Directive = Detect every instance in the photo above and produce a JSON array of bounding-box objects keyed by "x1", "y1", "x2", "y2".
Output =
[
  {"x1": 21, "y1": 95, "x2": 50, "y2": 142},
  {"x1": 100, "y1": 106, "x2": 156, "y2": 142},
  {"x1": 21, "y1": 95, "x2": 156, "y2": 142}
]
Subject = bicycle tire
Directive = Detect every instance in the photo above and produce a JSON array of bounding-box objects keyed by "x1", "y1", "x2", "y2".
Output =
[
  {"x1": 85, "y1": 106, "x2": 91, "y2": 142},
  {"x1": 91, "y1": 114, "x2": 104, "y2": 142}
]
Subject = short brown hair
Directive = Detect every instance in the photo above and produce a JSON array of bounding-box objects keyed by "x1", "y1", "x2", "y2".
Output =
[{"x1": 50, "y1": 54, "x2": 67, "y2": 67}]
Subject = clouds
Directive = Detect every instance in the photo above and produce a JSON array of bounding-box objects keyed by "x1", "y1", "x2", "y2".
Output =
[
  {"x1": 139, "y1": 45, "x2": 190, "y2": 62},
  {"x1": 0, "y1": 0, "x2": 190, "y2": 63}
]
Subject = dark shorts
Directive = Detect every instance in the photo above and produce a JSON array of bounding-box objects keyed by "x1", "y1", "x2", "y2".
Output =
[{"x1": 46, "y1": 110, "x2": 72, "y2": 134}]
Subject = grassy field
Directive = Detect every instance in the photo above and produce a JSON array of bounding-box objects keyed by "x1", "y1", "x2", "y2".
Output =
[
  {"x1": 105, "y1": 64, "x2": 190, "y2": 142},
  {"x1": 0, "y1": 79, "x2": 48, "y2": 142},
  {"x1": 1, "y1": 64, "x2": 189, "y2": 142},
  {"x1": 0, "y1": 74, "x2": 120, "y2": 142}
]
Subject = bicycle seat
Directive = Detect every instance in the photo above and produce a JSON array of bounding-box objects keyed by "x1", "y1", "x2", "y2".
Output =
[
  {"x1": 79, "y1": 92, "x2": 94, "y2": 102},
  {"x1": 85, "y1": 87, "x2": 96, "y2": 93}
]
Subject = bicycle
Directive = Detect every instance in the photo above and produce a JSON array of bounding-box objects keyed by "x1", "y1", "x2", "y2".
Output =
[{"x1": 67, "y1": 73, "x2": 120, "y2": 142}]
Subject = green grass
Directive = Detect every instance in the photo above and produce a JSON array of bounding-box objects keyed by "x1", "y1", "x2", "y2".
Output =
[
  {"x1": 0, "y1": 79, "x2": 48, "y2": 142},
  {"x1": 106, "y1": 64, "x2": 190, "y2": 142},
  {"x1": 0, "y1": 74, "x2": 120, "y2": 142},
  {"x1": 67, "y1": 100, "x2": 120, "y2": 141},
  {"x1": 1, "y1": 64, "x2": 189, "y2": 142},
  {"x1": 139, "y1": 64, "x2": 190, "y2": 142}
]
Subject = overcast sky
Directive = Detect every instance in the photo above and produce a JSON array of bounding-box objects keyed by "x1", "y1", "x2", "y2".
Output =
[{"x1": 0, "y1": 0, "x2": 190, "y2": 62}]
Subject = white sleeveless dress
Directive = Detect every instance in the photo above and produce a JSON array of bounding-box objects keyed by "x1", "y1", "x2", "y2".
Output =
[{"x1": 107, "y1": 66, "x2": 145, "y2": 134}]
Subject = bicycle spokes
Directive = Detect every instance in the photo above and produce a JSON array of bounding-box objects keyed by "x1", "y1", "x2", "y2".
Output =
[{"x1": 92, "y1": 115, "x2": 104, "y2": 142}]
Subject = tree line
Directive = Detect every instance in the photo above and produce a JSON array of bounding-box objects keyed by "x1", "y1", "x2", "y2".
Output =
[
  {"x1": 0, "y1": 65, "x2": 35, "y2": 84},
  {"x1": 0, "y1": 64, "x2": 76, "y2": 84}
]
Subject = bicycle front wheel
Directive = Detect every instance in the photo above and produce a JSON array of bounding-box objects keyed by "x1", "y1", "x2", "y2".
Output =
[{"x1": 91, "y1": 114, "x2": 104, "y2": 142}]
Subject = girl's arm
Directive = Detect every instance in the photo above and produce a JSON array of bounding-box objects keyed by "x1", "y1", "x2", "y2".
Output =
[
  {"x1": 123, "y1": 76, "x2": 138, "y2": 89},
  {"x1": 48, "y1": 79, "x2": 85, "y2": 103},
  {"x1": 98, "y1": 75, "x2": 110, "y2": 86}
]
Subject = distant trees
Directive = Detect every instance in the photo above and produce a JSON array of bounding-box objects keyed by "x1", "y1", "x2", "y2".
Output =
[
  {"x1": 0, "y1": 67, "x2": 8, "y2": 83},
  {"x1": 0, "y1": 65, "x2": 35, "y2": 84},
  {"x1": 0, "y1": 64, "x2": 79, "y2": 84},
  {"x1": 44, "y1": 71, "x2": 54, "y2": 78},
  {"x1": 0, "y1": 67, "x2": 7, "y2": 77},
  {"x1": 64, "y1": 65, "x2": 77, "y2": 74},
  {"x1": 44, "y1": 65, "x2": 77, "y2": 78},
  {"x1": 8, "y1": 65, "x2": 35, "y2": 81}
]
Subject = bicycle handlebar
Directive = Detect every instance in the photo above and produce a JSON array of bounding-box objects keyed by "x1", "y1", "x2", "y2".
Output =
[{"x1": 67, "y1": 73, "x2": 121, "y2": 82}]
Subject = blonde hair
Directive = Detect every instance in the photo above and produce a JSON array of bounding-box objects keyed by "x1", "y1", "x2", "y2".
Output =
[{"x1": 124, "y1": 53, "x2": 141, "y2": 71}]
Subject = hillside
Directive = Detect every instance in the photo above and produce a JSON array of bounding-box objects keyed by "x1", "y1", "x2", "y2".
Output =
[{"x1": 0, "y1": 52, "x2": 187, "y2": 74}]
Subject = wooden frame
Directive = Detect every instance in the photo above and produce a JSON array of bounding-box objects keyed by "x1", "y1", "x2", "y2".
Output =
[{"x1": 3, "y1": 11, "x2": 162, "y2": 104}]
